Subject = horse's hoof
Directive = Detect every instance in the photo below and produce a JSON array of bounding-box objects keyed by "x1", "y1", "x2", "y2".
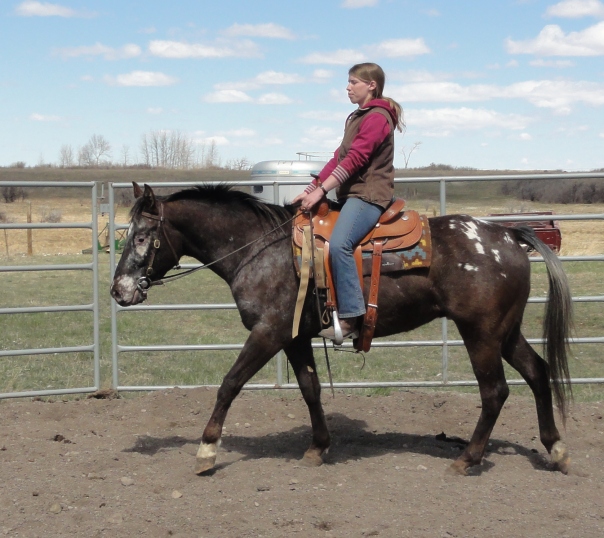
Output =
[
  {"x1": 550, "y1": 441, "x2": 570, "y2": 474},
  {"x1": 195, "y1": 441, "x2": 219, "y2": 475},
  {"x1": 301, "y1": 450, "x2": 324, "y2": 467},
  {"x1": 447, "y1": 460, "x2": 469, "y2": 476}
]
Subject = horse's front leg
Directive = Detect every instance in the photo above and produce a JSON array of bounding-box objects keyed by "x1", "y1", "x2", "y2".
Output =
[
  {"x1": 196, "y1": 325, "x2": 283, "y2": 474},
  {"x1": 284, "y1": 337, "x2": 330, "y2": 466}
]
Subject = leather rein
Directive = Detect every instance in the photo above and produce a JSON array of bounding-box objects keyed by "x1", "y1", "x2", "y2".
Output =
[{"x1": 135, "y1": 202, "x2": 298, "y2": 298}]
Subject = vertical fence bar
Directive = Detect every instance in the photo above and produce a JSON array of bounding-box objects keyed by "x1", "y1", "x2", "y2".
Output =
[
  {"x1": 109, "y1": 184, "x2": 119, "y2": 390},
  {"x1": 272, "y1": 180, "x2": 285, "y2": 386},
  {"x1": 91, "y1": 182, "x2": 100, "y2": 389},
  {"x1": 439, "y1": 177, "x2": 449, "y2": 382}
]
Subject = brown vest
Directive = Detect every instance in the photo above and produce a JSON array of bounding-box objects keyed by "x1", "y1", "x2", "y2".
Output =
[{"x1": 335, "y1": 107, "x2": 395, "y2": 208}]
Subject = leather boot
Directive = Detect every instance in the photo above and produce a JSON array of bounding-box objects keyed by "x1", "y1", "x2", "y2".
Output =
[{"x1": 319, "y1": 316, "x2": 360, "y2": 342}]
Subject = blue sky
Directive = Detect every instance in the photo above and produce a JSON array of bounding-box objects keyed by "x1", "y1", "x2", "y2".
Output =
[{"x1": 2, "y1": 0, "x2": 604, "y2": 171}]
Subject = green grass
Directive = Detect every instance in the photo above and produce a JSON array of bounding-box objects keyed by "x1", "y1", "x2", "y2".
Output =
[{"x1": 1, "y1": 251, "x2": 602, "y2": 401}]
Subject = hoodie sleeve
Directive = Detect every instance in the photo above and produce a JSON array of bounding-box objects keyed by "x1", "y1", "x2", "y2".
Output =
[{"x1": 329, "y1": 112, "x2": 391, "y2": 186}]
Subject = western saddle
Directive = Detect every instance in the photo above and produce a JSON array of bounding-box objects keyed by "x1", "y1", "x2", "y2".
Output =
[{"x1": 292, "y1": 197, "x2": 427, "y2": 351}]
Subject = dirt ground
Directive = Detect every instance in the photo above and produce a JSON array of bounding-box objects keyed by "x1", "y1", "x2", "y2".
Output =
[{"x1": 1, "y1": 388, "x2": 603, "y2": 538}]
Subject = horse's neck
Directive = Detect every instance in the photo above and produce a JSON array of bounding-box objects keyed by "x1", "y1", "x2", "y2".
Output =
[{"x1": 170, "y1": 200, "x2": 281, "y2": 283}]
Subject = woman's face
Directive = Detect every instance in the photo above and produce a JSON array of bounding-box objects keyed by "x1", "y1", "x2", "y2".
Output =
[{"x1": 347, "y1": 75, "x2": 376, "y2": 107}]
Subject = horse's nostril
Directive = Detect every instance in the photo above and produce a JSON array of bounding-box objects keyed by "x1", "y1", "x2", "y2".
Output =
[{"x1": 110, "y1": 286, "x2": 121, "y2": 301}]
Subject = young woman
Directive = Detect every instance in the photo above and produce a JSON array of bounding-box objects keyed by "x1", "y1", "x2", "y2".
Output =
[{"x1": 294, "y1": 62, "x2": 404, "y2": 341}]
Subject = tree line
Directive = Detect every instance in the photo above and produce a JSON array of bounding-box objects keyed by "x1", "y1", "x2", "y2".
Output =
[{"x1": 50, "y1": 131, "x2": 252, "y2": 171}]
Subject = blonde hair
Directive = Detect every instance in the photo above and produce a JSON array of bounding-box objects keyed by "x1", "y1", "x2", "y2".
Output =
[{"x1": 349, "y1": 62, "x2": 405, "y2": 132}]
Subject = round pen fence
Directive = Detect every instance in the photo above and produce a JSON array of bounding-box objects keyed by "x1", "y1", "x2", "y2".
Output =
[
  {"x1": 107, "y1": 172, "x2": 604, "y2": 394},
  {"x1": 0, "y1": 181, "x2": 101, "y2": 399}
]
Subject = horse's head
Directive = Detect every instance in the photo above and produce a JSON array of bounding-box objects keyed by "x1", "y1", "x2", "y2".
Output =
[{"x1": 110, "y1": 182, "x2": 181, "y2": 306}]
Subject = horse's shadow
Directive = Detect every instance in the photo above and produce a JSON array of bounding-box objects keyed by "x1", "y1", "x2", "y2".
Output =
[{"x1": 123, "y1": 412, "x2": 552, "y2": 476}]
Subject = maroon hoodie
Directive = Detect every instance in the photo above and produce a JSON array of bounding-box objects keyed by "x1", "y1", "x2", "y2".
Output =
[{"x1": 306, "y1": 99, "x2": 397, "y2": 207}]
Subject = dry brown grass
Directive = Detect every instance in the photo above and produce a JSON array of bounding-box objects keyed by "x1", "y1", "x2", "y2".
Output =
[{"x1": 1, "y1": 196, "x2": 603, "y2": 257}]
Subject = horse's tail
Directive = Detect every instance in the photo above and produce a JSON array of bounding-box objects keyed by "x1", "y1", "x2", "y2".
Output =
[{"x1": 512, "y1": 226, "x2": 574, "y2": 418}]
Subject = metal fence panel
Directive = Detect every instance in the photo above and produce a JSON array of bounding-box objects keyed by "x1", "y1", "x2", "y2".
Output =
[
  {"x1": 108, "y1": 173, "x2": 604, "y2": 392},
  {"x1": 0, "y1": 182, "x2": 100, "y2": 399}
]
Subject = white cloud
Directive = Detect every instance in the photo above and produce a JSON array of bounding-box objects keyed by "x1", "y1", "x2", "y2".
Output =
[
  {"x1": 505, "y1": 79, "x2": 604, "y2": 111},
  {"x1": 225, "y1": 128, "x2": 256, "y2": 137},
  {"x1": 257, "y1": 93, "x2": 294, "y2": 105},
  {"x1": 389, "y1": 79, "x2": 604, "y2": 113},
  {"x1": 198, "y1": 135, "x2": 230, "y2": 146},
  {"x1": 105, "y1": 71, "x2": 178, "y2": 87},
  {"x1": 341, "y1": 0, "x2": 379, "y2": 7},
  {"x1": 213, "y1": 71, "x2": 305, "y2": 92},
  {"x1": 54, "y1": 43, "x2": 142, "y2": 60},
  {"x1": 529, "y1": 59, "x2": 574, "y2": 67},
  {"x1": 299, "y1": 49, "x2": 367, "y2": 65},
  {"x1": 311, "y1": 69, "x2": 334, "y2": 82},
  {"x1": 223, "y1": 23, "x2": 295, "y2": 39},
  {"x1": 391, "y1": 82, "x2": 496, "y2": 103},
  {"x1": 300, "y1": 38, "x2": 430, "y2": 64},
  {"x1": 15, "y1": 1, "x2": 92, "y2": 17},
  {"x1": 506, "y1": 21, "x2": 604, "y2": 56},
  {"x1": 257, "y1": 71, "x2": 304, "y2": 85},
  {"x1": 299, "y1": 110, "x2": 346, "y2": 121},
  {"x1": 546, "y1": 0, "x2": 604, "y2": 18},
  {"x1": 204, "y1": 90, "x2": 254, "y2": 103},
  {"x1": 29, "y1": 113, "x2": 61, "y2": 122},
  {"x1": 369, "y1": 38, "x2": 431, "y2": 57},
  {"x1": 299, "y1": 126, "x2": 342, "y2": 149},
  {"x1": 409, "y1": 107, "x2": 533, "y2": 133},
  {"x1": 519, "y1": 132, "x2": 533, "y2": 140},
  {"x1": 149, "y1": 39, "x2": 261, "y2": 59},
  {"x1": 147, "y1": 107, "x2": 163, "y2": 115}
]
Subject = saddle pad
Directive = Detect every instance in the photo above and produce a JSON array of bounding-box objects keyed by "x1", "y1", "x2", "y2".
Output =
[{"x1": 293, "y1": 215, "x2": 432, "y2": 278}]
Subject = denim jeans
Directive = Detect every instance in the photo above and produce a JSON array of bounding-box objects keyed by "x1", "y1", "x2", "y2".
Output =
[{"x1": 329, "y1": 197, "x2": 384, "y2": 318}]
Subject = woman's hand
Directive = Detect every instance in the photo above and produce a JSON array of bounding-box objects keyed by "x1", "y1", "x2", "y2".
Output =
[{"x1": 296, "y1": 187, "x2": 325, "y2": 212}]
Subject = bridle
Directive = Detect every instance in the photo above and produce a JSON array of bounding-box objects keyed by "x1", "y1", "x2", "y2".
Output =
[
  {"x1": 134, "y1": 201, "x2": 299, "y2": 298},
  {"x1": 136, "y1": 203, "x2": 181, "y2": 297}
]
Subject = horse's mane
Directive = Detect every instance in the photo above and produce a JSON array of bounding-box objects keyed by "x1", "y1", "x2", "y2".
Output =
[{"x1": 130, "y1": 184, "x2": 296, "y2": 227}]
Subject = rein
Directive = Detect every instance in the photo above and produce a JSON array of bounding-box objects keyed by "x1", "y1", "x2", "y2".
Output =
[{"x1": 136, "y1": 202, "x2": 299, "y2": 296}]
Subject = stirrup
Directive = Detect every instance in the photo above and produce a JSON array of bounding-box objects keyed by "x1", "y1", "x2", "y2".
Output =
[{"x1": 332, "y1": 311, "x2": 344, "y2": 346}]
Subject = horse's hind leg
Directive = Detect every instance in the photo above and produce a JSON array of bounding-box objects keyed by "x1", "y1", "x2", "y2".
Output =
[
  {"x1": 196, "y1": 327, "x2": 284, "y2": 475},
  {"x1": 502, "y1": 326, "x2": 569, "y2": 473},
  {"x1": 450, "y1": 333, "x2": 510, "y2": 475},
  {"x1": 284, "y1": 337, "x2": 330, "y2": 466}
]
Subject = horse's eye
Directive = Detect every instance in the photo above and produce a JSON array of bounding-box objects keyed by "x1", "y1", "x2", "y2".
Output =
[{"x1": 136, "y1": 235, "x2": 146, "y2": 245}]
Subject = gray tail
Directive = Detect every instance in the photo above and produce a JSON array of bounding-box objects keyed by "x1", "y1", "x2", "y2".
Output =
[{"x1": 512, "y1": 226, "x2": 574, "y2": 418}]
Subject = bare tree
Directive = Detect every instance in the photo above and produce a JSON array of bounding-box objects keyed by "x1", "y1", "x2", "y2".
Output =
[
  {"x1": 401, "y1": 141, "x2": 422, "y2": 169},
  {"x1": 86, "y1": 134, "x2": 112, "y2": 166},
  {"x1": 205, "y1": 139, "x2": 220, "y2": 168},
  {"x1": 227, "y1": 157, "x2": 251, "y2": 170},
  {"x1": 78, "y1": 144, "x2": 93, "y2": 167},
  {"x1": 58, "y1": 145, "x2": 74, "y2": 168},
  {"x1": 139, "y1": 130, "x2": 196, "y2": 169},
  {"x1": 120, "y1": 144, "x2": 131, "y2": 167}
]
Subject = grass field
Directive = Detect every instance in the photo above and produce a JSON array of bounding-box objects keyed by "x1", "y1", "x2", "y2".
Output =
[{"x1": 1, "y1": 169, "x2": 602, "y2": 401}]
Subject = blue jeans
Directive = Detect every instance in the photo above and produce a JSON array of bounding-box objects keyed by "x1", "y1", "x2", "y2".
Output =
[{"x1": 329, "y1": 197, "x2": 384, "y2": 318}]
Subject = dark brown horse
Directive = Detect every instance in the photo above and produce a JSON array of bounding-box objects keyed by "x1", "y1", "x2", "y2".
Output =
[{"x1": 111, "y1": 183, "x2": 573, "y2": 475}]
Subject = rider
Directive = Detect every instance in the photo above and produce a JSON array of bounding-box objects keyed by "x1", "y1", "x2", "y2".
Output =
[{"x1": 294, "y1": 62, "x2": 404, "y2": 341}]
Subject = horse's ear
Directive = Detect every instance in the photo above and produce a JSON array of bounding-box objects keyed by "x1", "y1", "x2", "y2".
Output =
[
  {"x1": 142, "y1": 184, "x2": 157, "y2": 212},
  {"x1": 133, "y1": 182, "x2": 143, "y2": 199}
]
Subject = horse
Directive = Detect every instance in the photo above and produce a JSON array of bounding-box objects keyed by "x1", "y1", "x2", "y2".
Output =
[{"x1": 110, "y1": 182, "x2": 574, "y2": 476}]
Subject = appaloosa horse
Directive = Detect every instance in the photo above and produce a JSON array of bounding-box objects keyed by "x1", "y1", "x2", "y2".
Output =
[{"x1": 111, "y1": 183, "x2": 573, "y2": 475}]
